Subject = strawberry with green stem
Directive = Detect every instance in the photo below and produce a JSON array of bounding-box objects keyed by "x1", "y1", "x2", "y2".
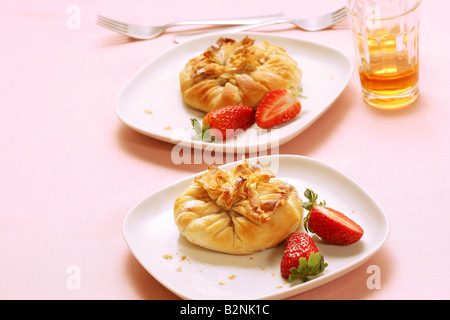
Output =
[
  {"x1": 191, "y1": 105, "x2": 255, "y2": 141},
  {"x1": 280, "y1": 232, "x2": 327, "y2": 282},
  {"x1": 302, "y1": 189, "x2": 364, "y2": 245}
]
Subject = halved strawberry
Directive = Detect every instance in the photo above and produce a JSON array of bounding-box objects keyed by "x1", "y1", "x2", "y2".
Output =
[
  {"x1": 280, "y1": 232, "x2": 327, "y2": 282},
  {"x1": 302, "y1": 189, "x2": 364, "y2": 245},
  {"x1": 191, "y1": 105, "x2": 255, "y2": 141},
  {"x1": 255, "y1": 88, "x2": 301, "y2": 129}
]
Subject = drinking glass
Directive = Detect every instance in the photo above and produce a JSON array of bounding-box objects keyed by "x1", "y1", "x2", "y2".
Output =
[{"x1": 347, "y1": 0, "x2": 421, "y2": 109}]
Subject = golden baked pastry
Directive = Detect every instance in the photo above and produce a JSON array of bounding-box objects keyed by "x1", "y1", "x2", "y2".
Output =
[
  {"x1": 174, "y1": 158, "x2": 303, "y2": 255},
  {"x1": 179, "y1": 36, "x2": 302, "y2": 113}
]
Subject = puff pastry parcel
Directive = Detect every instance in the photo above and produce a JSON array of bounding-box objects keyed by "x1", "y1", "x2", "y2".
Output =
[
  {"x1": 174, "y1": 158, "x2": 303, "y2": 255},
  {"x1": 179, "y1": 36, "x2": 302, "y2": 113}
]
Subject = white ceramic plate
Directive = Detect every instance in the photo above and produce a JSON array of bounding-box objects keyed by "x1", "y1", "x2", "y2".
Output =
[
  {"x1": 116, "y1": 33, "x2": 353, "y2": 153},
  {"x1": 123, "y1": 155, "x2": 389, "y2": 300}
]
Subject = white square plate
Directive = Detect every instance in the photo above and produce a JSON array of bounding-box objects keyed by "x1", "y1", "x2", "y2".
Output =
[
  {"x1": 123, "y1": 155, "x2": 389, "y2": 300},
  {"x1": 115, "y1": 33, "x2": 353, "y2": 153}
]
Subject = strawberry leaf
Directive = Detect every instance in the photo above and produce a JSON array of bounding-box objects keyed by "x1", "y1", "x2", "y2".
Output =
[
  {"x1": 190, "y1": 118, "x2": 215, "y2": 142},
  {"x1": 302, "y1": 188, "x2": 326, "y2": 210},
  {"x1": 191, "y1": 118, "x2": 202, "y2": 135},
  {"x1": 287, "y1": 252, "x2": 327, "y2": 282},
  {"x1": 302, "y1": 188, "x2": 327, "y2": 232},
  {"x1": 294, "y1": 88, "x2": 308, "y2": 99},
  {"x1": 308, "y1": 251, "x2": 321, "y2": 268}
]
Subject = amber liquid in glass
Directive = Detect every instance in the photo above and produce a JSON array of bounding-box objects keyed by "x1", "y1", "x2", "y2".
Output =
[{"x1": 357, "y1": 32, "x2": 419, "y2": 108}]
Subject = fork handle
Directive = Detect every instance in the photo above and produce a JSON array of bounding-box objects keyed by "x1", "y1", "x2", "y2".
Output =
[
  {"x1": 169, "y1": 14, "x2": 286, "y2": 27},
  {"x1": 174, "y1": 19, "x2": 286, "y2": 43}
]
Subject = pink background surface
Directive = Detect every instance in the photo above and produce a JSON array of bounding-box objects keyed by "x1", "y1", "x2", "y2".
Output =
[{"x1": 1, "y1": 0, "x2": 449, "y2": 299}]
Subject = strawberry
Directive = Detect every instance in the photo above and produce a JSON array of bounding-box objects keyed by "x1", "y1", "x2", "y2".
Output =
[
  {"x1": 255, "y1": 88, "x2": 301, "y2": 129},
  {"x1": 302, "y1": 189, "x2": 364, "y2": 245},
  {"x1": 193, "y1": 105, "x2": 255, "y2": 141},
  {"x1": 280, "y1": 232, "x2": 327, "y2": 282}
]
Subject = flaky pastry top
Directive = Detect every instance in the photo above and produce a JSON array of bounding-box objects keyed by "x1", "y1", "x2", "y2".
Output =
[
  {"x1": 174, "y1": 158, "x2": 303, "y2": 254},
  {"x1": 179, "y1": 37, "x2": 302, "y2": 113}
]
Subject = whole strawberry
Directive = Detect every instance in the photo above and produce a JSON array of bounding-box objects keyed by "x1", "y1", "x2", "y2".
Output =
[
  {"x1": 280, "y1": 232, "x2": 327, "y2": 282},
  {"x1": 202, "y1": 105, "x2": 255, "y2": 140},
  {"x1": 302, "y1": 189, "x2": 364, "y2": 245}
]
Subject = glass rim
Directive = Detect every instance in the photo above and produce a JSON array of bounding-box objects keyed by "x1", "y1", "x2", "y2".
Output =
[{"x1": 346, "y1": 0, "x2": 421, "y2": 21}]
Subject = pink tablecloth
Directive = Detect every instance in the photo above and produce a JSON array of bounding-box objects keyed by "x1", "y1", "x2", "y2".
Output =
[{"x1": 1, "y1": 0, "x2": 449, "y2": 300}]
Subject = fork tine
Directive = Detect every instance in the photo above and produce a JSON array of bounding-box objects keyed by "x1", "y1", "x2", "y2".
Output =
[
  {"x1": 97, "y1": 16, "x2": 122, "y2": 28},
  {"x1": 97, "y1": 21, "x2": 119, "y2": 33},
  {"x1": 97, "y1": 15, "x2": 128, "y2": 28},
  {"x1": 97, "y1": 14, "x2": 127, "y2": 26},
  {"x1": 331, "y1": 7, "x2": 347, "y2": 17},
  {"x1": 97, "y1": 20, "x2": 128, "y2": 33},
  {"x1": 97, "y1": 22, "x2": 129, "y2": 35},
  {"x1": 97, "y1": 17, "x2": 128, "y2": 33},
  {"x1": 333, "y1": 13, "x2": 347, "y2": 24},
  {"x1": 332, "y1": 7, "x2": 348, "y2": 22}
]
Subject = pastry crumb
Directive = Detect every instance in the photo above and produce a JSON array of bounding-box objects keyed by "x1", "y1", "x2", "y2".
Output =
[
  {"x1": 162, "y1": 254, "x2": 173, "y2": 260},
  {"x1": 218, "y1": 282, "x2": 225, "y2": 285},
  {"x1": 175, "y1": 266, "x2": 182, "y2": 272},
  {"x1": 144, "y1": 109, "x2": 152, "y2": 114},
  {"x1": 164, "y1": 126, "x2": 172, "y2": 130},
  {"x1": 228, "y1": 274, "x2": 237, "y2": 280}
]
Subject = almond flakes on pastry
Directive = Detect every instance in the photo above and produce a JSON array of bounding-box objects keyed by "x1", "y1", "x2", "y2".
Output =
[
  {"x1": 174, "y1": 158, "x2": 303, "y2": 255},
  {"x1": 179, "y1": 36, "x2": 302, "y2": 113}
]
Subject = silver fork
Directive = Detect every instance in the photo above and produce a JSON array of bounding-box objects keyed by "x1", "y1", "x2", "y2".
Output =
[
  {"x1": 97, "y1": 14, "x2": 286, "y2": 40},
  {"x1": 174, "y1": 7, "x2": 347, "y2": 43}
]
